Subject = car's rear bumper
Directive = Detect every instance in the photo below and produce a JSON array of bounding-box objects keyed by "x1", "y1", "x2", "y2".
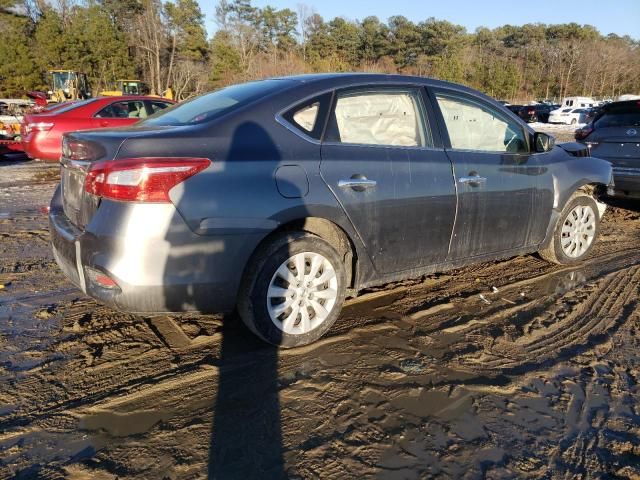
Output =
[
  {"x1": 49, "y1": 186, "x2": 261, "y2": 314},
  {"x1": 22, "y1": 132, "x2": 61, "y2": 161}
]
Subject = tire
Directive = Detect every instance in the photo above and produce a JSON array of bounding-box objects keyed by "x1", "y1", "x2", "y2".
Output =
[
  {"x1": 238, "y1": 232, "x2": 347, "y2": 348},
  {"x1": 539, "y1": 194, "x2": 600, "y2": 265}
]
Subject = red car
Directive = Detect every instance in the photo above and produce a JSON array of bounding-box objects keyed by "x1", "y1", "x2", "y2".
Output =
[{"x1": 21, "y1": 96, "x2": 174, "y2": 161}]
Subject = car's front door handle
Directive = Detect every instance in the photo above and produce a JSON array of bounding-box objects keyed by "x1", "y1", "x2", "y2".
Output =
[
  {"x1": 338, "y1": 177, "x2": 377, "y2": 192},
  {"x1": 458, "y1": 175, "x2": 487, "y2": 186}
]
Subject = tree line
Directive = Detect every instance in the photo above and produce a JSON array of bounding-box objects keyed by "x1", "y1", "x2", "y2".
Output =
[{"x1": 1, "y1": 0, "x2": 638, "y2": 101}]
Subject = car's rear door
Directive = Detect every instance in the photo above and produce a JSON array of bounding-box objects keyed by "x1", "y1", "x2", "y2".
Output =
[
  {"x1": 429, "y1": 88, "x2": 546, "y2": 260},
  {"x1": 320, "y1": 85, "x2": 456, "y2": 274},
  {"x1": 91, "y1": 100, "x2": 148, "y2": 128}
]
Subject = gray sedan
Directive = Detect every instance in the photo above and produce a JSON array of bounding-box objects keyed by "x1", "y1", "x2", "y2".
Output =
[{"x1": 49, "y1": 74, "x2": 613, "y2": 347}]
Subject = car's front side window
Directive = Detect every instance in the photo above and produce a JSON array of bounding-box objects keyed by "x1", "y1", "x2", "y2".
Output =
[
  {"x1": 329, "y1": 89, "x2": 432, "y2": 147},
  {"x1": 435, "y1": 93, "x2": 528, "y2": 154}
]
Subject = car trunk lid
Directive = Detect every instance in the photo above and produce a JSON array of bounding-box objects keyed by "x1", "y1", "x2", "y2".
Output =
[{"x1": 60, "y1": 133, "x2": 120, "y2": 229}]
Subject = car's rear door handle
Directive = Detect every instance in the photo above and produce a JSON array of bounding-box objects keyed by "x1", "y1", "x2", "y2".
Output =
[
  {"x1": 338, "y1": 178, "x2": 377, "y2": 191},
  {"x1": 458, "y1": 175, "x2": 487, "y2": 186}
]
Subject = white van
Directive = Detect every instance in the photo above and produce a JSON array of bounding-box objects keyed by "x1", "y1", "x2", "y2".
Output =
[
  {"x1": 560, "y1": 96, "x2": 595, "y2": 108},
  {"x1": 549, "y1": 96, "x2": 595, "y2": 121}
]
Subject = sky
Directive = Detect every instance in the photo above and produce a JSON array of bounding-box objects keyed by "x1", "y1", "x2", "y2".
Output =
[{"x1": 198, "y1": 0, "x2": 640, "y2": 39}]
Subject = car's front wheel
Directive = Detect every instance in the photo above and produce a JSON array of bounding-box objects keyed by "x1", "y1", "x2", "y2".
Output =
[
  {"x1": 238, "y1": 232, "x2": 347, "y2": 348},
  {"x1": 539, "y1": 194, "x2": 600, "y2": 265}
]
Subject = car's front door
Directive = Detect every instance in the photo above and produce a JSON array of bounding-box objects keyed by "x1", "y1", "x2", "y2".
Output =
[
  {"x1": 430, "y1": 88, "x2": 547, "y2": 260},
  {"x1": 320, "y1": 86, "x2": 457, "y2": 274}
]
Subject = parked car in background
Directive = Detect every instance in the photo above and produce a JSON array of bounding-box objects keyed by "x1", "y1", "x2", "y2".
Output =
[
  {"x1": 21, "y1": 96, "x2": 174, "y2": 161},
  {"x1": 0, "y1": 99, "x2": 33, "y2": 138},
  {"x1": 517, "y1": 104, "x2": 557, "y2": 123},
  {"x1": 548, "y1": 107, "x2": 589, "y2": 125},
  {"x1": 49, "y1": 74, "x2": 612, "y2": 348},
  {"x1": 576, "y1": 100, "x2": 640, "y2": 198},
  {"x1": 507, "y1": 104, "x2": 523, "y2": 114},
  {"x1": 584, "y1": 106, "x2": 602, "y2": 124}
]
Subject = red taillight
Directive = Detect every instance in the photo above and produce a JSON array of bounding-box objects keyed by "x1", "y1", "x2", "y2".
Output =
[
  {"x1": 575, "y1": 126, "x2": 594, "y2": 140},
  {"x1": 84, "y1": 157, "x2": 211, "y2": 203}
]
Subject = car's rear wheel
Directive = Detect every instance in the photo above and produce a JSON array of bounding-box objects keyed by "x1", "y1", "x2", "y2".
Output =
[
  {"x1": 238, "y1": 232, "x2": 347, "y2": 348},
  {"x1": 539, "y1": 194, "x2": 600, "y2": 265}
]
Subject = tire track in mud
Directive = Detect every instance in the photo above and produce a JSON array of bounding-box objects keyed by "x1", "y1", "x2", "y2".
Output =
[
  {"x1": 462, "y1": 265, "x2": 640, "y2": 374},
  {"x1": 4, "y1": 248, "x2": 638, "y2": 432}
]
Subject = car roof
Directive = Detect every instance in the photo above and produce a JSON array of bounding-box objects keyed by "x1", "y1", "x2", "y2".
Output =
[
  {"x1": 270, "y1": 72, "x2": 498, "y2": 104},
  {"x1": 94, "y1": 95, "x2": 174, "y2": 102},
  {"x1": 601, "y1": 99, "x2": 640, "y2": 112},
  {"x1": 277, "y1": 72, "x2": 461, "y2": 88}
]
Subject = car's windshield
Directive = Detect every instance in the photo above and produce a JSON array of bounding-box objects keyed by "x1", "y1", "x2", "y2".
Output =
[
  {"x1": 52, "y1": 72, "x2": 72, "y2": 90},
  {"x1": 143, "y1": 79, "x2": 294, "y2": 126},
  {"x1": 595, "y1": 103, "x2": 640, "y2": 128}
]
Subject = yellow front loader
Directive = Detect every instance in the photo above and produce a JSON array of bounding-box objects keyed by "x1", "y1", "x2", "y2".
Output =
[{"x1": 48, "y1": 70, "x2": 91, "y2": 103}]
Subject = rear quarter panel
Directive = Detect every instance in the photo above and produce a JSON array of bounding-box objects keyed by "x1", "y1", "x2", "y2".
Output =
[{"x1": 116, "y1": 99, "x2": 373, "y2": 286}]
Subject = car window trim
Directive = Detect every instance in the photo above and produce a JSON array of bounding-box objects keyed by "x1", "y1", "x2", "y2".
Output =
[
  {"x1": 322, "y1": 84, "x2": 436, "y2": 150},
  {"x1": 277, "y1": 91, "x2": 333, "y2": 144},
  {"x1": 427, "y1": 86, "x2": 532, "y2": 155}
]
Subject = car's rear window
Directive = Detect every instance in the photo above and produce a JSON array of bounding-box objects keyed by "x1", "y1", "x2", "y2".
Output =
[
  {"x1": 142, "y1": 79, "x2": 294, "y2": 126},
  {"x1": 595, "y1": 103, "x2": 640, "y2": 128},
  {"x1": 51, "y1": 98, "x2": 97, "y2": 114}
]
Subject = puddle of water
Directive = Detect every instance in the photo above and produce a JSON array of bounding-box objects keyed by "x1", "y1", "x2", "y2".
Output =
[
  {"x1": 538, "y1": 269, "x2": 588, "y2": 296},
  {"x1": 390, "y1": 388, "x2": 473, "y2": 420},
  {"x1": 80, "y1": 409, "x2": 173, "y2": 437}
]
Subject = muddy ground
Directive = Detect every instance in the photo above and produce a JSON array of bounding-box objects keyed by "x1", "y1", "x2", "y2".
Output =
[{"x1": 1, "y1": 152, "x2": 640, "y2": 479}]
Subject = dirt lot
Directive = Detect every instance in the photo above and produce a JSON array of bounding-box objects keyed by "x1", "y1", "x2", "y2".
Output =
[{"x1": 1, "y1": 150, "x2": 640, "y2": 479}]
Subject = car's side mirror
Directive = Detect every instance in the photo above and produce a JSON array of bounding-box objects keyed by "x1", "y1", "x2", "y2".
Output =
[{"x1": 534, "y1": 132, "x2": 555, "y2": 153}]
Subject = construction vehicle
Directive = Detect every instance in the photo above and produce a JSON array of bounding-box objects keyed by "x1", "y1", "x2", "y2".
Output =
[
  {"x1": 100, "y1": 79, "x2": 149, "y2": 96},
  {"x1": 100, "y1": 79, "x2": 174, "y2": 100},
  {"x1": 48, "y1": 70, "x2": 91, "y2": 103}
]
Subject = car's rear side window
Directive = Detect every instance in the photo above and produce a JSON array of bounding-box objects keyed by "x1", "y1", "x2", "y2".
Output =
[
  {"x1": 595, "y1": 104, "x2": 640, "y2": 128},
  {"x1": 327, "y1": 88, "x2": 432, "y2": 147},
  {"x1": 293, "y1": 103, "x2": 319, "y2": 132},
  {"x1": 281, "y1": 92, "x2": 332, "y2": 140}
]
